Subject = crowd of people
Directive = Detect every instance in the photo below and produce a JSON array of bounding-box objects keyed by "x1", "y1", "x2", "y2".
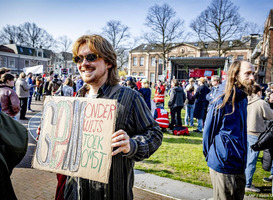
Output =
[{"x1": 1, "y1": 34, "x2": 273, "y2": 200}]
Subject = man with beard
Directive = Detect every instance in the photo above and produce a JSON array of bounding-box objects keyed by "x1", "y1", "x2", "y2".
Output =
[
  {"x1": 61, "y1": 35, "x2": 162, "y2": 200},
  {"x1": 203, "y1": 60, "x2": 255, "y2": 200}
]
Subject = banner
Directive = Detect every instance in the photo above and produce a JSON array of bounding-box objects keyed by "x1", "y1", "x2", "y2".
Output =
[
  {"x1": 23, "y1": 65, "x2": 43, "y2": 75},
  {"x1": 221, "y1": 70, "x2": 227, "y2": 81},
  {"x1": 32, "y1": 96, "x2": 117, "y2": 183},
  {"x1": 189, "y1": 69, "x2": 214, "y2": 78}
]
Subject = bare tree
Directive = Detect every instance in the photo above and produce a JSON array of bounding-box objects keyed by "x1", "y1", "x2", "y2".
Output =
[
  {"x1": 144, "y1": 3, "x2": 185, "y2": 71},
  {"x1": 190, "y1": 0, "x2": 253, "y2": 56},
  {"x1": 18, "y1": 22, "x2": 55, "y2": 49},
  {"x1": 57, "y1": 35, "x2": 72, "y2": 52},
  {"x1": 102, "y1": 20, "x2": 130, "y2": 70},
  {"x1": 0, "y1": 24, "x2": 20, "y2": 44}
]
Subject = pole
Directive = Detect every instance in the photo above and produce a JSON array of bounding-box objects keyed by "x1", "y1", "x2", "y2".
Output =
[{"x1": 155, "y1": 60, "x2": 158, "y2": 85}]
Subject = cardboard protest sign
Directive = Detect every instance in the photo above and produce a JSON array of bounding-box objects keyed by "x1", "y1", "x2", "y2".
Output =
[{"x1": 32, "y1": 96, "x2": 117, "y2": 183}]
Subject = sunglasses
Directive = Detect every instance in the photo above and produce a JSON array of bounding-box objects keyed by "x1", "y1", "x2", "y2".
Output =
[{"x1": 73, "y1": 53, "x2": 99, "y2": 64}]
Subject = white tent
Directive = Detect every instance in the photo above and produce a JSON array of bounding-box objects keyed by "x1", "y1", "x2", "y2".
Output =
[{"x1": 23, "y1": 65, "x2": 43, "y2": 75}]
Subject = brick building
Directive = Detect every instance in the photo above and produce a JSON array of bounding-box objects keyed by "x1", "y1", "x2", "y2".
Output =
[
  {"x1": 129, "y1": 34, "x2": 262, "y2": 84},
  {"x1": 252, "y1": 9, "x2": 273, "y2": 84}
]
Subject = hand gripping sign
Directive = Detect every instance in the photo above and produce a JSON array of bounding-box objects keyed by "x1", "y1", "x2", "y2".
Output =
[{"x1": 32, "y1": 96, "x2": 117, "y2": 183}]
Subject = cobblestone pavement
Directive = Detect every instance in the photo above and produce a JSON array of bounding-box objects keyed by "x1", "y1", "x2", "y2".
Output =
[{"x1": 12, "y1": 98, "x2": 176, "y2": 200}]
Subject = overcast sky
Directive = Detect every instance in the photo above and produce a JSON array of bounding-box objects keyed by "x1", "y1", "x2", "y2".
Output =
[{"x1": 0, "y1": 0, "x2": 272, "y2": 46}]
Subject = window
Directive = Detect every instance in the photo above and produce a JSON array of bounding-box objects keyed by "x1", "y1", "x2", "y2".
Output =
[
  {"x1": 133, "y1": 57, "x2": 137, "y2": 66},
  {"x1": 132, "y1": 72, "x2": 137, "y2": 76},
  {"x1": 204, "y1": 43, "x2": 208, "y2": 48},
  {"x1": 8, "y1": 58, "x2": 15, "y2": 68},
  {"x1": 237, "y1": 55, "x2": 244, "y2": 60},
  {"x1": 159, "y1": 58, "x2": 163, "y2": 64},
  {"x1": 19, "y1": 47, "x2": 23, "y2": 53},
  {"x1": 139, "y1": 72, "x2": 144, "y2": 76},
  {"x1": 25, "y1": 60, "x2": 30, "y2": 67},
  {"x1": 37, "y1": 51, "x2": 42, "y2": 57},
  {"x1": 228, "y1": 55, "x2": 233, "y2": 63},
  {"x1": 0, "y1": 56, "x2": 7, "y2": 68},
  {"x1": 140, "y1": 57, "x2": 144, "y2": 66},
  {"x1": 151, "y1": 57, "x2": 156, "y2": 67},
  {"x1": 28, "y1": 49, "x2": 32, "y2": 55}
]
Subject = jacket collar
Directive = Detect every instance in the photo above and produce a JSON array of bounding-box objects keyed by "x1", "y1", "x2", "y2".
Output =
[{"x1": 77, "y1": 83, "x2": 112, "y2": 98}]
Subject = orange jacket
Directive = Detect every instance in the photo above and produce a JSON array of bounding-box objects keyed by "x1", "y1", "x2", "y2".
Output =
[{"x1": 154, "y1": 85, "x2": 165, "y2": 103}]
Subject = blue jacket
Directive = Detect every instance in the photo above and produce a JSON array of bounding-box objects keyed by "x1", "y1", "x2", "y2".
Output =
[
  {"x1": 27, "y1": 77, "x2": 34, "y2": 94},
  {"x1": 203, "y1": 82, "x2": 248, "y2": 174},
  {"x1": 139, "y1": 87, "x2": 151, "y2": 110},
  {"x1": 76, "y1": 79, "x2": 84, "y2": 92}
]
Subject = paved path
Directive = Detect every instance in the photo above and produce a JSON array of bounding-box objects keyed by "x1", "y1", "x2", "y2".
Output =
[{"x1": 11, "y1": 98, "x2": 263, "y2": 200}]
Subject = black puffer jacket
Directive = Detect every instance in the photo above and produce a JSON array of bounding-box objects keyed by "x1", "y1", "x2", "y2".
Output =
[
  {"x1": 168, "y1": 86, "x2": 186, "y2": 109},
  {"x1": 251, "y1": 120, "x2": 273, "y2": 171}
]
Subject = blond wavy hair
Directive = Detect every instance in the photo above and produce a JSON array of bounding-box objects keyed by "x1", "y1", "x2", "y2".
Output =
[{"x1": 72, "y1": 34, "x2": 120, "y2": 86}]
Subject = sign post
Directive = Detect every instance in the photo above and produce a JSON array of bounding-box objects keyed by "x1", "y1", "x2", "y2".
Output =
[{"x1": 32, "y1": 96, "x2": 117, "y2": 183}]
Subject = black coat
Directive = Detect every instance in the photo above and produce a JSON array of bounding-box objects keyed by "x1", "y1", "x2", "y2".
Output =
[
  {"x1": 251, "y1": 121, "x2": 273, "y2": 171},
  {"x1": 193, "y1": 84, "x2": 210, "y2": 119},
  {"x1": 168, "y1": 86, "x2": 186, "y2": 109}
]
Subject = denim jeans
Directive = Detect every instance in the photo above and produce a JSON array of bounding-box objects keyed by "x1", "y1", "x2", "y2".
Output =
[
  {"x1": 28, "y1": 93, "x2": 33, "y2": 110},
  {"x1": 245, "y1": 134, "x2": 259, "y2": 187},
  {"x1": 197, "y1": 118, "x2": 203, "y2": 131},
  {"x1": 185, "y1": 104, "x2": 194, "y2": 126}
]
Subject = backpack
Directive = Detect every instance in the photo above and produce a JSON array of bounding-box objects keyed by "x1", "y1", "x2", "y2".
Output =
[
  {"x1": 173, "y1": 125, "x2": 189, "y2": 136},
  {"x1": 0, "y1": 112, "x2": 28, "y2": 174},
  {"x1": 187, "y1": 91, "x2": 195, "y2": 104},
  {"x1": 53, "y1": 82, "x2": 61, "y2": 93},
  {"x1": 54, "y1": 84, "x2": 64, "y2": 96}
]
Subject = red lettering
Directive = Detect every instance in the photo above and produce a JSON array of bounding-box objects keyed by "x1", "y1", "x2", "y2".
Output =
[
  {"x1": 97, "y1": 120, "x2": 103, "y2": 133},
  {"x1": 97, "y1": 104, "x2": 105, "y2": 118},
  {"x1": 103, "y1": 104, "x2": 109, "y2": 119},
  {"x1": 108, "y1": 104, "x2": 116, "y2": 120},
  {"x1": 85, "y1": 103, "x2": 98, "y2": 118}
]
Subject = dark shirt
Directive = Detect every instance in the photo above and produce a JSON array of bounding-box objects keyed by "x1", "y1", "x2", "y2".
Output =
[
  {"x1": 139, "y1": 87, "x2": 151, "y2": 110},
  {"x1": 69, "y1": 84, "x2": 163, "y2": 200}
]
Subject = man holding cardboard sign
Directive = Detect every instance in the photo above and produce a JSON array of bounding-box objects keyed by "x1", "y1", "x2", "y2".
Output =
[{"x1": 63, "y1": 35, "x2": 162, "y2": 199}]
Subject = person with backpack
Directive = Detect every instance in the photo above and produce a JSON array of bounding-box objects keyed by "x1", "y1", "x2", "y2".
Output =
[
  {"x1": 48, "y1": 74, "x2": 62, "y2": 95},
  {"x1": 54, "y1": 77, "x2": 74, "y2": 97},
  {"x1": 184, "y1": 85, "x2": 195, "y2": 127}
]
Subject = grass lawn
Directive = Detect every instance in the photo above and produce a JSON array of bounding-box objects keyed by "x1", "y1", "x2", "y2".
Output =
[{"x1": 134, "y1": 89, "x2": 273, "y2": 198}]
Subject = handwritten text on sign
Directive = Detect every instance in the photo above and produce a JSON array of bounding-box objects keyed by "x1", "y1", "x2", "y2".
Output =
[{"x1": 32, "y1": 96, "x2": 117, "y2": 183}]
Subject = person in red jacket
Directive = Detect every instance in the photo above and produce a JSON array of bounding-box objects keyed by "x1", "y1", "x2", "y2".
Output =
[
  {"x1": 154, "y1": 80, "x2": 165, "y2": 107},
  {"x1": 136, "y1": 78, "x2": 142, "y2": 90}
]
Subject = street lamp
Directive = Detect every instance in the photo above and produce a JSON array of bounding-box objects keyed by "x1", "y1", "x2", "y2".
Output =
[{"x1": 155, "y1": 59, "x2": 158, "y2": 85}]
